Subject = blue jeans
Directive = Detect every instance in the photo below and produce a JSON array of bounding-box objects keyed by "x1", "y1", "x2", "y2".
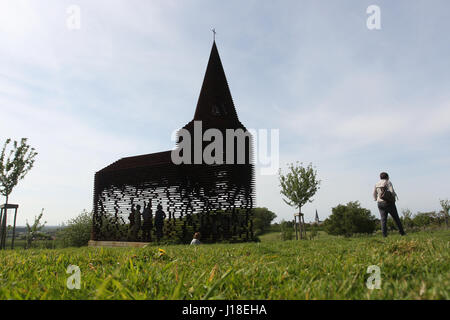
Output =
[{"x1": 377, "y1": 201, "x2": 406, "y2": 237}]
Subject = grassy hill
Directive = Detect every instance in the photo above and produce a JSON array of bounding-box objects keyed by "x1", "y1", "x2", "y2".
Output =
[{"x1": 0, "y1": 229, "x2": 448, "y2": 299}]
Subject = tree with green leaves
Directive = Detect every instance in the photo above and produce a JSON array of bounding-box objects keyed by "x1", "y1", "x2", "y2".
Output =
[
  {"x1": 323, "y1": 201, "x2": 377, "y2": 237},
  {"x1": 0, "y1": 138, "x2": 37, "y2": 248},
  {"x1": 439, "y1": 199, "x2": 449, "y2": 229},
  {"x1": 58, "y1": 210, "x2": 93, "y2": 247},
  {"x1": 412, "y1": 211, "x2": 439, "y2": 229},
  {"x1": 279, "y1": 162, "x2": 321, "y2": 239},
  {"x1": 252, "y1": 207, "x2": 277, "y2": 236},
  {"x1": 25, "y1": 208, "x2": 47, "y2": 249}
]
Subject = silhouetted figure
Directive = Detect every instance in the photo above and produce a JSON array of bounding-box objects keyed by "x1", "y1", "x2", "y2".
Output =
[
  {"x1": 128, "y1": 204, "x2": 135, "y2": 228},
  {"x1": 373, "y1": 172, "x2": 406, "y2": 237},
  {"x1": 155, "y1": 204, "x2": 166, "y2": 242},
  {"x1": 132, "y1": 204, "x2": 142, "y2": 241},
  {"x1": 142, "y1": 201, "x2": 153, "y2": 242}
]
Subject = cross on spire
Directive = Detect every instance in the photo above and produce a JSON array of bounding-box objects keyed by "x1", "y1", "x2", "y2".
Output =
[{"x1": 211, "y1": 28, "x2": 216, "y2": 42}]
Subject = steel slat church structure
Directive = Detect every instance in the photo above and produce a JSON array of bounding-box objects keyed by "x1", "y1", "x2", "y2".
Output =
[{"x1": 91, "y1": 41, "x2": 255, "y2": 243}]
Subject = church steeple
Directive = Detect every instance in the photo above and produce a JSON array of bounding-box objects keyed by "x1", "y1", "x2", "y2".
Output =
[{"x1": 193, "y1": 41, "x2": 239, "y2": 123}]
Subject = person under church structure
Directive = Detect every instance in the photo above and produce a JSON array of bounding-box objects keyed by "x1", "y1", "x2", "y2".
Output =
[{"x1": 91, "y1": 38, "x2": 255, "y2": 244}]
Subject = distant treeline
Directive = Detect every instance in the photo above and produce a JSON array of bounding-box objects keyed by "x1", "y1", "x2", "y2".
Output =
[
  {"x1": 4, "y1": 205, "x2": 448, "y2": 248},
  {"x1": 268, "y1": 205, "x2": 448, "y2": 239}
]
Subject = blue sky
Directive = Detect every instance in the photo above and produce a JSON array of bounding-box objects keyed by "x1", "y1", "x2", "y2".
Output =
[{"x1": 0, "y1": 0, "x2": 449, "y2": 225}]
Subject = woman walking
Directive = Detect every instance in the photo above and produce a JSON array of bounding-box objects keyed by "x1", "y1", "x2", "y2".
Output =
[{"x1": 373, "y1": 172, "x2": 406, "y2": 237}]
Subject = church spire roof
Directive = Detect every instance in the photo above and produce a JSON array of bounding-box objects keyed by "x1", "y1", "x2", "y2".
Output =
[{"x1": 193, "y1": 41, "x2": 239, "y2": 124}]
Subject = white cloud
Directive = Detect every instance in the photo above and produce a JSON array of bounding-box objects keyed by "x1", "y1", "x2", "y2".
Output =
[{"x1": 280, "y1": 70, "x2": 450, "y2": 154}]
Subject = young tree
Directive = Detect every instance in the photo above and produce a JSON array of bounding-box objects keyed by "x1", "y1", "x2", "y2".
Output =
[
  {"x1": 401, "y1": 208, "x2": 414, "y2": 231},
  {"x1": 0, "y1": 138, "x2": 37, "y2": 248},
  {"x1": 309, "y1": 223, "x2": 319, "y2": 240},
  {"x1": 25, "y1": 208, "x2": 47, "y2": 248},
  {"x1": 279, "y1": 162, "x2": 321, "y2": 239},
  {"x1": 0, "y1": 138, "x2": 37, "y2": 203},
  {"x1": 439, "y1": 199, "x2": 449, "y2": 229},
  {"x1": 401, "y1": 208, "x2": 413, "y2": 219}
]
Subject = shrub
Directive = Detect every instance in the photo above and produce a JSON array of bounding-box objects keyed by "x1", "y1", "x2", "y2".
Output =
[
  {"x1": 280, "y1": 220, "x2": 293, "y2": 240},
  {"x1": 323, "y1": 201, "x2": 377, "y2": 237},
  {"x1": 309, "y1": 224, "x2": 319, "y2": 240},
  {"x1": 58, "y1": 210, "x2": 92, "y2": 247},
  {"x1": 412, "y1": 211, "x2": 442, "y2": 229},
  {"x1": 97, "y1": 212, "x2": 130, "y2": 242},
  {"x1": 252, "y1": 207, "x2": 277, "y2": 236}
]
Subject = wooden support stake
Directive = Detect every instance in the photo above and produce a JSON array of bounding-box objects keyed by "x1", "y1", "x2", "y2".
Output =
[
  {"x1": 294, "y1": 216, "x2": 298, "y2": 240},
  {"x1": 11, "y1": 208, "x2": 18, "y2": 250}
]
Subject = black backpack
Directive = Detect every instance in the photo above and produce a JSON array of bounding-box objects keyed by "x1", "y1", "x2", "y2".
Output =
[{"x1": 380, "y1": 181, "x2": 396, "y2": 203}]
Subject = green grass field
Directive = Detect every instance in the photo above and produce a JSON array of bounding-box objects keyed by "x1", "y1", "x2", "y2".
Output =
[{"x1": 0, "y1": 230, "x2": 448, "y2": 300}]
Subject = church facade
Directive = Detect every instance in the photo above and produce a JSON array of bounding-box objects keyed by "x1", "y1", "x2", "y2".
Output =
[{"x1": 91, "y1": 42, "x2": 255, "y2": 243}]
